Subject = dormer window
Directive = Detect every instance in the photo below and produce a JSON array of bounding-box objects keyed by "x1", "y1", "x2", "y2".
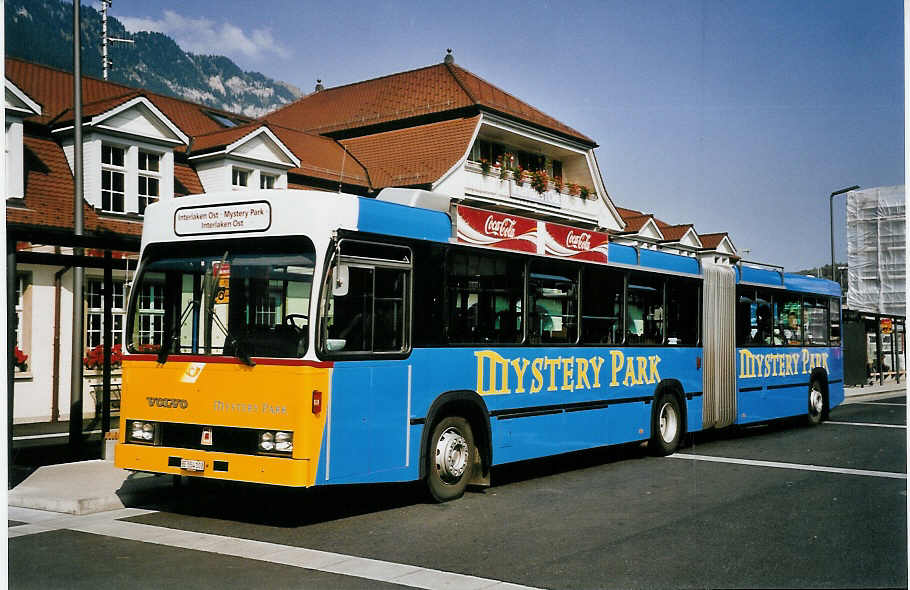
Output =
[
  {"x1": 260, "y1": 173, "x2": 277, "y2": 189},
  {"x1": 101, "y1": 143, "x2": 126, "y2": 213},
  {"x1": 232, "y1": 167, "x2": 250, "y2": 189},
  {"x1": 138, "y1": 150, "x2": 160, "y2": 214}
]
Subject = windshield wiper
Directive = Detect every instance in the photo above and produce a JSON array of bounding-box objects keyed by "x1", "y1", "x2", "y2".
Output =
[
  {"x1": 204, "y1": 251, "x2": 255, "y2": 367},
  {"x1": 157, "y1": 299, "x2": 197, "y2": 364}
]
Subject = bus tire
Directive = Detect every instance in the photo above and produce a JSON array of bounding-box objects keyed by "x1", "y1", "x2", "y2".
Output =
[
  {"x1": 650, "y1": 393, "x2": 682, "y2": 456},
  {"x1": 807, "y1": 379, "x2": 825, "y2": 426},
  {"x1": 426, "y1": 416, "x2": 475, "y2": 502}
]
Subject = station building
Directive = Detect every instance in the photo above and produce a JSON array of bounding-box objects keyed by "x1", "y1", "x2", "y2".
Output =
[{"x1": 5, "y1": 53, "x2": 738, "y2": 437}]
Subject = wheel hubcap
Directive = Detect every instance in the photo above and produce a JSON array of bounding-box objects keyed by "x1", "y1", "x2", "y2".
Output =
[
  {"x1": 810, "y1": 387, "x2": 824, "y2": 416},
  {"x1": 659, "y1": 402, "x2": 678, "y2": 444},
  {"x1": 435, "y1": 427, "x2": 468, "y2": 483}
]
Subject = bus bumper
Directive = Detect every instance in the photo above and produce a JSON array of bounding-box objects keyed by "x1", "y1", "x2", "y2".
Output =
[{"x1": 114, "y1": 442, "x2": 313, "y2": 487}]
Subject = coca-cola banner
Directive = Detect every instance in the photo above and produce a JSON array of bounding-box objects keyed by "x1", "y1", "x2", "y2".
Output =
[
  {"x1": 455, "y1": 205, "x2": 538, "y2": 253},
  {"x1": 543, "y1": 221, "x2": 609, "y2": 263}
]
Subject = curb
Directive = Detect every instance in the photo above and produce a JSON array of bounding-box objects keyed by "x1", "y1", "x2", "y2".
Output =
[{"x1": 8, "y1": 460, "x2": 172, "y2": 515}]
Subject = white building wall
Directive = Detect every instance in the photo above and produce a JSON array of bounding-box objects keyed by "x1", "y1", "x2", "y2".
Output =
[
  {"x1": 196, "y1": 159, "x2": 231, "y2": 193},
  {"x1": 14, "y1": 264, "x2": 129, "y2": 424},
  {"x1": 6, "y1": 118, "x2": 24, "y2": 198}
]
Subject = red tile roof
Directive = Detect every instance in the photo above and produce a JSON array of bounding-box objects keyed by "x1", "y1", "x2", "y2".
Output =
[
  {"x1": 187, "y1": 122, "x2": 370, "y2": 186},
  {"x1": 660, "y1": 224, "x2": 695, "y2": 242},
  {"x1": 615, "y1": 206, "x2": 644, "y2": 219},
  {"x1": 618, "y1": 214, "x2": 658, "y2": 233},
  {"x1": 340, "y1": 116, "x2": 480, "y2": 188},
  {"x1": 265, "y1": 62, "x2": 593, "y2": 144},
  {"x1": 12, "y1": 135, "x2": 142, "y2": 237},
  {"x1": 6, "y1": 58, "x2": 251, "y2": 137},
  {"x1": 273, "y1": 125, "x2": 370, "y2": 185},
  {"x1": 174, "y1": 163, "x2": 204, "y2": 196},
  {"x1": 699, "y1": 232, "x2": 731, "y2": 249}
]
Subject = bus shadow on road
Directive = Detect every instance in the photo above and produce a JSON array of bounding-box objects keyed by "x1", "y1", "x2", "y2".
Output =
[
  {"x1": 131, "y1": 477, "x2": 430, "y2": 527},
  {"x1": 488, "y1": 441, "x2": 651, "y2": 488}
]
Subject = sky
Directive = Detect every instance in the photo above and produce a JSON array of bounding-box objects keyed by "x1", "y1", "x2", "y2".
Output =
[{"x1": 104, "y1": 0, "x2": 904, "y2": 272}]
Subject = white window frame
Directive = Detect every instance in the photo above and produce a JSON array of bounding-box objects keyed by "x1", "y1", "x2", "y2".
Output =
[
  {"x1": 138, "y1": 149, "x2": 162, "y2": 215},
  {"x1": 14, "y1": 272, "x2": 31, "y2": 373},
  {"x1": 85, "y1": 278, "x2": 125, "y2": 350},
  {"x1": 232, "y1": 166, "x2": 251, "y2": 190},
  {"x1": 260, "y1": 173, "x2": 277, "y2": 189},
  {"x1": 101, "y1": 143, "x2": 127, "y2": 213},
  {"x1": 137, "y1": 282, "x2": 166, "y2": 347}
]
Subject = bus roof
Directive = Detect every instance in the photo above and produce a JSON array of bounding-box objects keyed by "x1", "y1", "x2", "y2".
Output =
[
  {"x1": 142, "y1": 190, "x2": 840, "y2": 297},
  {"x1": 737, "y1": 264, "x2": 841, "y2": 296}
]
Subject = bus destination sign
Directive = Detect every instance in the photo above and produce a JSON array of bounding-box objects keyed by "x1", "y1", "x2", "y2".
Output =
[
  {"x1": 175, "y1": 201, "x2": 272, "y2": 236},
  {"x1": 455, "y1": 205, "x2": 608, "y2": 263}
]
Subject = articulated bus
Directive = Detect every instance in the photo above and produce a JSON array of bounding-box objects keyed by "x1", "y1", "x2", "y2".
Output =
[{"x1": 115, "y1": 189, "x2": 843, "y2": 501}]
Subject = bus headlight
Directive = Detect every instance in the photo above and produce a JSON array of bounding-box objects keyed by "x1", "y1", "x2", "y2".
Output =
[
  {"x1": 129, "y1": 421, "x2": 157, "y2": 444},
  {"x1": 258, "y1": 431, "x2": 293, "y2": 454}
]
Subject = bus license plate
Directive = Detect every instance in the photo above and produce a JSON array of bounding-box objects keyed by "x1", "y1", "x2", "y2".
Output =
[{"x1": 180, "y1": 459, "x2": 204, "y2": 472}]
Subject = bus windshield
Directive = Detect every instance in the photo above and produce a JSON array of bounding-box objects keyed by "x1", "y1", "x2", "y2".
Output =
[{"x1": 126, "y1": 237, "x2": 316, "y2": 360}]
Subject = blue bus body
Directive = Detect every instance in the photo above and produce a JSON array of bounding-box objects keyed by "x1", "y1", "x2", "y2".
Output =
[{"x1": 309, "y1": 197, "x2": 844, "y2": 487}]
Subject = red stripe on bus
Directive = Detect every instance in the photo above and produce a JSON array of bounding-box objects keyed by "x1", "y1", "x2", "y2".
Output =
[{"x1": 126, "y1": 354, "x2": 333, "y2": 368}]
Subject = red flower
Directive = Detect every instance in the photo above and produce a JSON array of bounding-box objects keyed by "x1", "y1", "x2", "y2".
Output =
[
  {"x1": 13, "y1": 347, "x2": 28, "y2": 372},
  {"x1": 83, "y1": 344, "x2": 124, "y2": 369}
]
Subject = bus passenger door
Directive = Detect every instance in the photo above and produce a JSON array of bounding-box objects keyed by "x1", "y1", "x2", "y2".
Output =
[{"x1": 319, "y1": 240, "x2": 414, "y2": 483}]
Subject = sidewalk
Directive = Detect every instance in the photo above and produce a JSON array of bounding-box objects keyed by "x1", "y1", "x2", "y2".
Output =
[
  {"x1": 8, "y1": 459, "x2": 173, "y2": 515},
  {"x1": 844, "y1": 379, "x2": 906, "y2": 399}
]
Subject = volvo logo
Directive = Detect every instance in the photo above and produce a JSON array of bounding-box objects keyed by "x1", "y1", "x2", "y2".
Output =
[{"x1": 147, "y1": 397, "x2": 188, "y2": 409}]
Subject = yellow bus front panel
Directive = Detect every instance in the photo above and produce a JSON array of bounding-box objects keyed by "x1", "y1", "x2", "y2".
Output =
[{"x1": 114, "y1": 356, "x2": 332, "y2": 487}]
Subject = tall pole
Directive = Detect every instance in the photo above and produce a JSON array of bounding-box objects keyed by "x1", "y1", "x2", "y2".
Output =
[
  {"x1": 69, "y1": 0, "x2": 85, "y2": 455},
  {"x1": 829, "y1": 185, "x2": 860, "y2": 285},
  {"x1": 102, "y1": 0, "x2": 109, "y2": 80}
]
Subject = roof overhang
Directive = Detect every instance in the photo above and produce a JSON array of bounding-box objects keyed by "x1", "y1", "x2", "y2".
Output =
[
  {"x1": 188, "y1": 126, "x2": 300, "y2": 168},
  {"x1": 52, "y1": 96, "x2": 189, "y2": 146},
  {"x1": 5, "y1": 79, "x2": 42, "y2": 118}
]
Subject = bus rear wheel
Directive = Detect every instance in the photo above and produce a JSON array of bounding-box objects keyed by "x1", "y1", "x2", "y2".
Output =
[
  {"x1": 427, "y1": 416, "x2": 475, "y2": 502},
  {"x1": 807, "y1": 380, "x2": 825, "y2": 426},
  {"x1": 650, "y1": 394, "x2": 682, "y2": 456}
]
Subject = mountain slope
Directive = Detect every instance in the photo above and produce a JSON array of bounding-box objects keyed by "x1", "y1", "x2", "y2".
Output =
[{"x1": 5, "y1": 0, "x2": 302, "y2": 117}]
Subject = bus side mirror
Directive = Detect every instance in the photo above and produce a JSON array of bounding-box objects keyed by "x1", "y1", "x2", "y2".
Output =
[{"x1": 332, "y1": 264, "x2": 349, "y2": 297}]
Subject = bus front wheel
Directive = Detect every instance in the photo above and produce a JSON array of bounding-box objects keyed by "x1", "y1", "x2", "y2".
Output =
[
  {"x1": 427, "y1": 416, "x2": 475, "y2": 502},
  {"x1": 807, "y1": 380, "x2": 825, "y2": 426},
  {"x1": 650, "y1": 394, "x2": 682, "y2": 456}
]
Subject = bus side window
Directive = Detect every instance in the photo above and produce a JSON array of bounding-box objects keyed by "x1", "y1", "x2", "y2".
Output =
[
  {"x1": 528, "y1": 260, "x2": 578, "y2": 344},
  {"x1": 321, "y1": 242, "x2": 411, "y2": 355},
  {"x1": 778, "y1": 293, "x2": 803, "y2": 345},
  {"x1": 581, "y1": 266, "x2": 622, "y2": 345},
  {"x1": 735, "y1": 288, "x2": 754, "y2": 347},
  {"x1": 446, "y1": 250, "x2": 523, "y2": 345},
  {"x1": 803, "y1": 297, "x2": 828, "y2": 346},
  {"x1": 627, "y1": 274, "x2": 664, "y2": 346},
  {"x1": 666, "y1": 277, "x2": 699, "y2": 346}
]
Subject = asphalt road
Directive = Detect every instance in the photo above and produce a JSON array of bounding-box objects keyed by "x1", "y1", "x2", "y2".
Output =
[{"x1": 10, "y1": 393, "x2": 907, "y2": 589}]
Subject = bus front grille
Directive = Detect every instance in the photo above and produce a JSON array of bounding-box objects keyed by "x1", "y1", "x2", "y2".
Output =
[{"x1": 159, "y1": 423, "x2": 262, "y2": 456}]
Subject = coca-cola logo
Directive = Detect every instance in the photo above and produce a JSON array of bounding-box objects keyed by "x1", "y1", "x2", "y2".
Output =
[
  {"x1": 484, "y1": 215, "x2": 517, "y2": 238},
  {"x1": 566, "y1": 230, "x2": 592, "y2": 251}
]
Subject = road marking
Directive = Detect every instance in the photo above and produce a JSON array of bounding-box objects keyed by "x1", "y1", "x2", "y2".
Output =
[
  {"x1": 13, "y1": 429, "x2": 103, "y2": 441},
  {"x1": 11, "y1": 511, "x2": 539, "y2": 590},
  {"x1": 670, "y1": 453, "x2": 906, "y2": 480},
  {"x1": 826, "y1": 421, "x2": 906, "y2": 429},
  {"x1": 850, "y1": 402, "x2": 906, "y2": 407}
]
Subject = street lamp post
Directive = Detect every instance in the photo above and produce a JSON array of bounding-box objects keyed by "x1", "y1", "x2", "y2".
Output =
[{"x1": 829, "y1": 185, "x2": 860, "y2": 285}]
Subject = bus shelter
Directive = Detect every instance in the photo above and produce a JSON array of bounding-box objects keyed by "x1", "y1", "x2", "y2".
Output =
[
  {"x1": 843, "y1": 309, "x2": 905, "y2": 386},
  {"x1": 7, "y1": 228, "x2": 139, "y2": 486}
]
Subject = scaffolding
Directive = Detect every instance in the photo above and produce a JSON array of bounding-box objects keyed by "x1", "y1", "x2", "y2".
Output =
[
  {"x1": 846, "y1": 185, "x2": 905, "y2": 316},
  {"x1": 844, "y1": 186, "x2": 906, "y2": 385}
]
